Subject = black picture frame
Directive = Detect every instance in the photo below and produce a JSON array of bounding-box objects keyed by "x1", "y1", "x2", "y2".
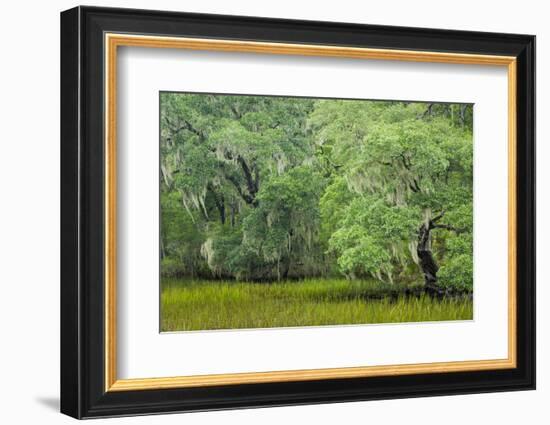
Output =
[{"x1": 61, "y1": 5, "x2": 535, "y2": 419}]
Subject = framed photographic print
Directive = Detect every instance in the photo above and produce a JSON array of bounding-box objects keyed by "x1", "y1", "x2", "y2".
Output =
[{"x1": 60, "y1": 6, "x2": 535, "y2": 419}]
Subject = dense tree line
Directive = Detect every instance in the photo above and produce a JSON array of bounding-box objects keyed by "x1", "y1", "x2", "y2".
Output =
[{"x1": 160, "y1": 93, "x2": 473, "y2": 293}]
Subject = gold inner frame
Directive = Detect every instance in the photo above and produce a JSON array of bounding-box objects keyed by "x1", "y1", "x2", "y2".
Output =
[{"x1": 104, "y1": 33, "x2": 517, "y2": 392}]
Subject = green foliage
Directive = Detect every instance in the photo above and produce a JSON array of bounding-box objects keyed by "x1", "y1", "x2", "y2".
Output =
[
  {"x1": 319, "y1": 176, "x2": 354, "y2": 240},
  {"x1": 313, "y1": 100, "x2": 473, "y2": 284},
  {"x1": 160, "y1": 191, "x2": 206, "y2": 277},
  {"x1": 438, "y1": 232, "x2": 473, "y2": 290},
  {"x1": 160, "y1": 92, "x2": 320, "y2": 280},
  {"x1": 328, "y1": 196, "x2": 419, "y2": 281},
  {"x1": 160, "y1": 257, "x2": 188, "y2": 278},
  {"x1": 241, "y1": 166, "x2": 326, "y2": 279},
  {"x1": 200, "y1": 225, "x2": 249, "y2": 279},
  {"x1": 438, "y1": 254, "x2": 473, "y2": 291},
  {"x1": 160, "y1": 93, "x2": 473, "y2": 290}
]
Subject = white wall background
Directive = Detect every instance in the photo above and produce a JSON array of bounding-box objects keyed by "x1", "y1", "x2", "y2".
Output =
[{"x1": 0, "y1": 0, "x2": 545, "y2": 423}]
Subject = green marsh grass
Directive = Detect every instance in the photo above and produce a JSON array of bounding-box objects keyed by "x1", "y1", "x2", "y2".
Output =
[{"x1": 160, "y1": 278, "x2": 473, "y2": 332}]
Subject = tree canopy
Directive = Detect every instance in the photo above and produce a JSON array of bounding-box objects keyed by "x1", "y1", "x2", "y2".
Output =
[{"x1": 160, "y1": 92, "x2": 473, "y2": 292}]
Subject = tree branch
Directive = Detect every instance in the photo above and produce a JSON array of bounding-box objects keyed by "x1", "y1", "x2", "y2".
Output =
[
  {"x1": 164, "y1": 116, "x2": 204, "y2": 139},
  {"x1": 400, "y1": 154, "x2": 411, "y2": 170},
  {"x1": 421, "y1": 103, "x2": 434, "y2": 118},
  {"x1": 222, "y1": 171, "x2": 257, "y2": 206},
  {"x1": 431, "y1": 223, "x2": 467, "y2": 234},
  {"x1": 431, "y1": 211, "x2": 446, "y2": 223},
  {"x1": 409, "y1": 178, "x2": 421, "y2": 193},
  {"x1": 230, "y1": 105, "x2": 241, "y2": 119},
  {"x1": 237, "y1": 155, "x2": 259, "y2": 201},
  {"x1": 207, "y1": 183, "x2": 226, "y2": 225}
]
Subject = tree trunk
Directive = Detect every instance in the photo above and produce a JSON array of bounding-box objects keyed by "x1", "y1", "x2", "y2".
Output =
[
  {"x1": 460, "y1": 104, "x2": 467, "y2": 127},
  {"x1": 237, "y1": 155, "x2": 259, "y2": 206},
  {"x1": 217, "y1": 194, "x2": 226, "y2": 225},
  {"x1": 207, "y1": 183, "x2": 226, "y2": 225},
  {"x1": 281, "y1": 230, "x2": 293, "y2": 279},
  {"x1": 417, "y1": 222, "x2": 444, "y2": 297},
  {"x1": 160, "y1": 233, "x2": 166, "y2": 260},
  {"x1": 282, "y1": 255, "x2": 291, "y2": 280},
  {"x1": 230, "y1": 203, "x2": 236, "y2": 227}
]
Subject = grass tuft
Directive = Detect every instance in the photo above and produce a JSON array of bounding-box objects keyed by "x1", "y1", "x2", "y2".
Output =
[{"x1": 160, "y1": 278, "x2": 473, "y2": 332}]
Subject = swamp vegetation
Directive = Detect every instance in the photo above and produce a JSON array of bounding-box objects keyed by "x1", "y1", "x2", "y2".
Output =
[{"x1": 160, "y1": 93, "x2": 474, "y2": 330}]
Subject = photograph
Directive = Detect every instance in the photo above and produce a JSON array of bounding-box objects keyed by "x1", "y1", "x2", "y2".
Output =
[
  {"x1": 56, "y1": 4, "x2": 536, "y2": 420},
  {"x1": 159, "y1": 92, "x2": 474, "y2": 331}
]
